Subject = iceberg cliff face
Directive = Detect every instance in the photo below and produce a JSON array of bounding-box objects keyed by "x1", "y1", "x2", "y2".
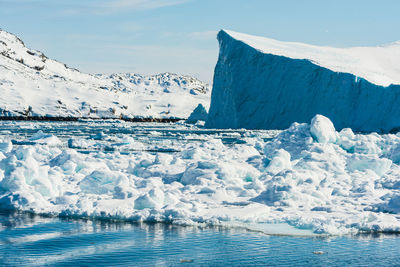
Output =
[{"x1": 206, "y1": 30, "x2": 400, "y2": 132}]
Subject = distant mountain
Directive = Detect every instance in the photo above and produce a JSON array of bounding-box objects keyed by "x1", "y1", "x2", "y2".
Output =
[{"x1": 0, "y1": 29, "x2": 210, "y2": 119}]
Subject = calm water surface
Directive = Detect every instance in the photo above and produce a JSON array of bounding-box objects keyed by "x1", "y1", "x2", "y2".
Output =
[{"x1": 0, "y1": 211, "x2": 399, "y2": 266}]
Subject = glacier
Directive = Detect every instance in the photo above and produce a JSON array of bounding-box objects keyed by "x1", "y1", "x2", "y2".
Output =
[
  {"x1": 0, "y1": 29, "x2": 210, "y2": 119},
  {"x1": 206, "y1": 30, "x2": 400, "y2": 133}
]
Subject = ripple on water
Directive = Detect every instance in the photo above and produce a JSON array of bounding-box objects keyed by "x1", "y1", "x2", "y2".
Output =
[{"x1": 0, "y1": 212, "x2": 400, "y2": 266}]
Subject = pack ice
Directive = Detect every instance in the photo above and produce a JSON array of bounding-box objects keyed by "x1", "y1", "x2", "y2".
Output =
[
  {"x1": 206, "y1": 30, "x2": 400, "y2": 133},
  {"x1": 0, "y1": 29, "x2": 210, "y2": 119},
  {"x1": 1, "y1": 115, "x2": 400, "y2": 235}
]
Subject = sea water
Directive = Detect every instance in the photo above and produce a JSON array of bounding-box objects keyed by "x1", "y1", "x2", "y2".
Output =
[{"x1": 0, "y1": 211, "x2": 400, "y2": 266}]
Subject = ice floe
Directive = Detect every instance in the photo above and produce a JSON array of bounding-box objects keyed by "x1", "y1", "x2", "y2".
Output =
[{"x1": 0, "y1": 116, "x2": 399, "y2": 235}]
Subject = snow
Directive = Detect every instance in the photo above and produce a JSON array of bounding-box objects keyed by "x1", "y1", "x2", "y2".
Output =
[
  {"x1": 223, "y1": 30, "x2": 400, "y2": 87},
  {"x1": 264, "y1": 149, "x2": 291, "y2": 175},
  {"x1": 1, "y1": 116, "x2": 400, "y2": 235},
  {"x1": 206, "y1": 30, "x2": 400, "y2": 133},
  {"x1": 310, "y1": 115, "x2": 337, "y2": 144},
  {"x1": 0, "y1": 29, "x2": 210, "y2": 119},
  {"x1": 29, "y1": 130, "x2": 62, "y2": 146}
]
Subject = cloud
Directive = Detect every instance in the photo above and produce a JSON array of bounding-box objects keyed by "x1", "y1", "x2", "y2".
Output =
[
  {"x1": 60, "y1": 0, "x2": 191, "y2": 15},
  {"x1": 105, "y1": 43, "x2": 213, "y2": 59},
  {"x1": 159, "y1": 30, "x2": 218, "y2": 41},
  {"x1": 117, "y1": 21, "x2": 146, "y2": 33},
  {"x1": 1, "y1": 0, "x2": 191, "y2": 15},
  {"x1": 188, "y1": 31, "x2": 218, "y2": 41},
  {"x1": 102, "y1": 0, "x2": 190, "y2": 11},
  {"x1": 63, "y1": 34, "x2": 117, "y2": 42},
  {"x1": 0, "y1": 0, "x2": 45, "y2": 3}
]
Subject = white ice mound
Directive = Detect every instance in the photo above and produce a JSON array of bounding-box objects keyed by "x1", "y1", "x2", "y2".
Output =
[
  {"x1": 0, "y1": 29, "x2": 210, "y2": 119},
  {"x1": 29, "y1": 130, "x2": 62, "y2": 146},
  {"x1": 1, "y1": 116, "x2": 400, "y2": 235},
  {"x1": 265, "y1": 149, "x2": 291, "y2": 175},
  {"x1": 0, "y1": 140, "x2": 12, "y2": 153},
  {"x1": 310, "y1": 115, "x2": 337, "y2": 144},
  {"x1": 206, "y1": 30, "x2": 400, "y2": 133}
]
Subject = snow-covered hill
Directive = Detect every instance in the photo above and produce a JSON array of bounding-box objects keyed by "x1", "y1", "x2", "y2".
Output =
[
  {"x1": 206, "y1": 30, "x2": 400, "y2": 133},
  {"x1": 0, "y1": 29, "x2": 210, "y2": 119}
]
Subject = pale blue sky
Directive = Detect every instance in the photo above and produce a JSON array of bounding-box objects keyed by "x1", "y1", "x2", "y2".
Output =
[{"x1": 1, "y1": 0, "x2": 399, "y2": 83}]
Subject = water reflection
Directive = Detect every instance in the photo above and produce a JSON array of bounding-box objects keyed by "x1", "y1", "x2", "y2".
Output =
[{"x1": 1, "y1": 211, "x2": 400, "y2": 266}]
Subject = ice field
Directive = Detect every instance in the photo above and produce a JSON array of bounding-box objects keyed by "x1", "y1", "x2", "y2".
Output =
[{"x1": 0, "y1": 116, "x2": 399, "y2": 235}]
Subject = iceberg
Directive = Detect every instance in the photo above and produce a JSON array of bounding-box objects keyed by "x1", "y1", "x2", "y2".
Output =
[
  {"x1": 206, "y1": 30, "x2": 400, "y2": 133},
  {"x1": 186, "y1": 104, "x2": 208, "y2": 124}
]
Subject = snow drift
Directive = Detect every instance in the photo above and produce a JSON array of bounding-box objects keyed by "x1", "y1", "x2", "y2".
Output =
[
  {"x1": 206, "y1": 30, "x2": 400, "y2": 133},
  {"x1": 0, "y1": 29, "x2": 210, "y2": 119}
]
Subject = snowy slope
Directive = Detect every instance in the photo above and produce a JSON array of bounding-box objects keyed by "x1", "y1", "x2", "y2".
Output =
[
  {"x1": 0, "y1": 29, "x2": 210, "y2": 119},
  {"x1": 206, "y1": 30, "x2": 400, "y2": 133}
]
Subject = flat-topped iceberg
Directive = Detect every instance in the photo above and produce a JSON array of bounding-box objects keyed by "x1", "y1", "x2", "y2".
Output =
[{"x1": 206, "y1": 30, "x2": 400, "y2": 132}]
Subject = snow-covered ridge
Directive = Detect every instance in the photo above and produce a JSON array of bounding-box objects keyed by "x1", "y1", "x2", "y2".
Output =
[
  {"x1": 224, "y1": 30, "x2": 400, "y2": 87},
  {"x1": 0, "y1": 29, "x2": 210, "y2": 119}
]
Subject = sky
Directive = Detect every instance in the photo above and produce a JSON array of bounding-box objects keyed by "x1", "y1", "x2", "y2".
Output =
[{"x1": 0, "y1": 0, "x2": 399, "y2": 83}]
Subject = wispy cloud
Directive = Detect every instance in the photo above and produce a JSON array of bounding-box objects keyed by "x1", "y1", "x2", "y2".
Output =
[
  {"x1": 188, "y1": 31, "x2": 218, "y2": 41},
  {"x1": 160, "y1": 30, "x2": 218, "y2": 41},
  {"x1": 0, "y1": 0, "x2": 46, "y2": 3},
  {"x1": 1, "y1": 0, "x2": 190, "y2": 15},
  {"x1": 102, "y1": 0, "x2": 189, "y2": 11},
  {"x1": 58, "y1": 0, "x2": 191, "y2": 15},
  {"x1": 117, "y1": 21, "x2": 146, "y2": 33},
  {"x1": 63, "y1": 33, "x2": 118, "y2": 42},
  {"x1": 104, "y1": 43, "x2": 213, "y2": 58}
]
